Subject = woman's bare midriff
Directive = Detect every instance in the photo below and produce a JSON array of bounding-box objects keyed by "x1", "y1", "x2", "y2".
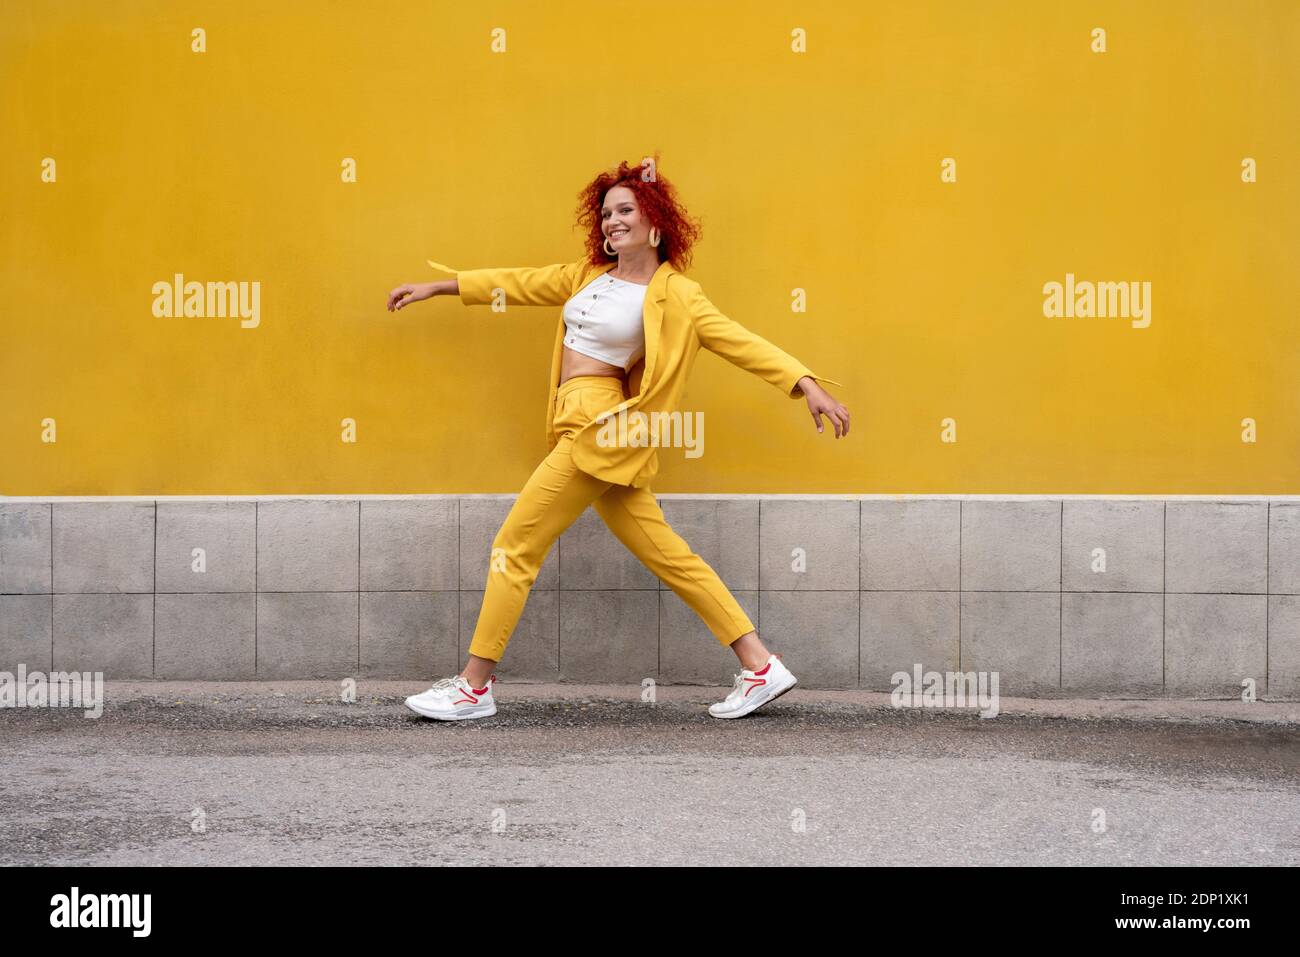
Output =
[{"x1": 559, "y1": 346, "x2": 628, "y2": 387}]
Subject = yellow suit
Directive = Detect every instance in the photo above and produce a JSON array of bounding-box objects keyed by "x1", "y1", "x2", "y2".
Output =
[
  {"x1": 442, "y1": 257, "x2": 843, "y2": 487},
  {"x1": 428, "y1": 254, "x2": 844, "y2": 663}
]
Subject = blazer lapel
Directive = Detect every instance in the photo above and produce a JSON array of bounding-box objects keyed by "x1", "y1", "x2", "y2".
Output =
[{"x1": 638, "y1": 259, "x2": 674, "y2": 394}]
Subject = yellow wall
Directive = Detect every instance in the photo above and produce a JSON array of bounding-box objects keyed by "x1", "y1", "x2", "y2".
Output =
[{"x1": 2, "y1": 0, "x2": 1296, "y2": 494}]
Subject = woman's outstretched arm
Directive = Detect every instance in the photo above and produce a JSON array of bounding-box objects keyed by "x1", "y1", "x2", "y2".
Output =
[
  {"x1": 681, "y1": 278, "x2": 843, "y2": 398},
  {"x1": 449, "y1": 260, "x2": 584, "y2": 308},
  {"x1": 387, "y1": 259, "x2": 583, "y2": 313},
  {"x1": 681, "y1": 277, "x2": 850, "y2": 437}
]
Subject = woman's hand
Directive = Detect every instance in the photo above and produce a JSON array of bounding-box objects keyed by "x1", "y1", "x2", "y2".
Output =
[
  {"x1": 386, "y1": 281, "x2": 439, "y2": 312},
  {"x1": 798, "y1": 377, "x2": 850, "y2": 438}
]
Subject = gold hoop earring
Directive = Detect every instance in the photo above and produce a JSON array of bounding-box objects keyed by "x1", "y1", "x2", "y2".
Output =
[
  {"x1": 648, "y1": 226, "x2": 660, "y2": 247},
  {"x1": 603, "y1": 237, "x2": 616, "y2": 256}
]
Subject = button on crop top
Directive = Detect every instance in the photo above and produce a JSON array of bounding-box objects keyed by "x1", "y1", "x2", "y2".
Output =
[{"x1": 561, "y1": 274, "x2": 648, "y2": 371}]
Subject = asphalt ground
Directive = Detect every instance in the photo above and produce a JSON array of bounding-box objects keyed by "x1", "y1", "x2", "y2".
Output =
[{"x1": 2, "y1": 681, "x2": 1297, "y2": 866}]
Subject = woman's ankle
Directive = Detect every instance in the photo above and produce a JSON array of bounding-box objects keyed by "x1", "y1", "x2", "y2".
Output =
[
  {"x1": 459, "y1": 653, "x2": 497, "y2": 689},
  {"x1": 729, "y1": 631, "x2": 771, "y2": 671}
]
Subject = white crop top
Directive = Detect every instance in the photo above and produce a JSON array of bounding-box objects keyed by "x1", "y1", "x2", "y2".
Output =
[{"x1": 561, "y1": 274, "x2": 648, "y2": 371}]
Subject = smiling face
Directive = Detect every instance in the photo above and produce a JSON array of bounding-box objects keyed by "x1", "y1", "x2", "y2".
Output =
[{"x1": 601, "y1": 185, "x2": 649, "y2": 250}]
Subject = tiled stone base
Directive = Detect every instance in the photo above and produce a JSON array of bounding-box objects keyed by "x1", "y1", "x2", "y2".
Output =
[{"x1": 2, "y1": 497, "x2": 1297, "y2": 698}]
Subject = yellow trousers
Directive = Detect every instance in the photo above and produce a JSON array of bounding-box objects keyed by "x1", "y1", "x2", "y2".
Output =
[{"x1": 467, "y1": 374, "x2": 757, "y2": 662}]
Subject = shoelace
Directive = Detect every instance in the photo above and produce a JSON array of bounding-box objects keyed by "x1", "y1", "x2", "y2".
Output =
[{"x1": 425, "y1": 676, "x2": 463, "y2": 696}]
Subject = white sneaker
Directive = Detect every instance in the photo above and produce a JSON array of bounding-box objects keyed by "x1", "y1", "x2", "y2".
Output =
[
  {"x1": 405, "y1": 674, "x2": 497, "y2": 721},
  {"x1": 708, "y1": 654, "x2": 798, "y2": 718}
]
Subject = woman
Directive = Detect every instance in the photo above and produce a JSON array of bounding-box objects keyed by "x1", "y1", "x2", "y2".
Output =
[{"x1": 385, "y1": 159, "x2": 850, "y2": 721}]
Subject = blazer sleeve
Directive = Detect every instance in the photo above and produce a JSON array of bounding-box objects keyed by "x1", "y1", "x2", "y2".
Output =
[
  {"x1": 439, "y1": 259, "x2": 585, "y2": 308},
  {"x1": 681, "y1": 279, "x2": 844, "y2": 399}
]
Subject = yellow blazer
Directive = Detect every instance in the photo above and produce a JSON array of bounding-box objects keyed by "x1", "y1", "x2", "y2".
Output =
[{"x1": 435, "y1": 256, "x2": 843, "y2": 488}]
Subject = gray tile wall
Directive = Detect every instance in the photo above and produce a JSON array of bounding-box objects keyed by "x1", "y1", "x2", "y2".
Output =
[{"x1": 1, "y1": 498, "x2": 1296, "y2": 699}]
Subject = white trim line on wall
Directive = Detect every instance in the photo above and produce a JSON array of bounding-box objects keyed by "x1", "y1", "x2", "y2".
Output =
[{"x1": 2, "y1": 494, "x2": 1299, "y2": 503}]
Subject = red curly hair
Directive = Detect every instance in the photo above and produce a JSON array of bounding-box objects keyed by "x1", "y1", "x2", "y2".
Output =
[{"x1": 574, "y1": 152, "x2": 702, "y2": 272}]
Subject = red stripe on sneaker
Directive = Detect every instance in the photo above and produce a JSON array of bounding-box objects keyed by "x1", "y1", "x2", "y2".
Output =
[
  {"x1": 743, "y1": 677, "x2": 766, "y2": 697},
  {"x1": 453, "y1": 694, "x2": 479, "y2": 705},
  {"x1": 752, "y1": 662, "x2": 772, "y2": 675}
]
